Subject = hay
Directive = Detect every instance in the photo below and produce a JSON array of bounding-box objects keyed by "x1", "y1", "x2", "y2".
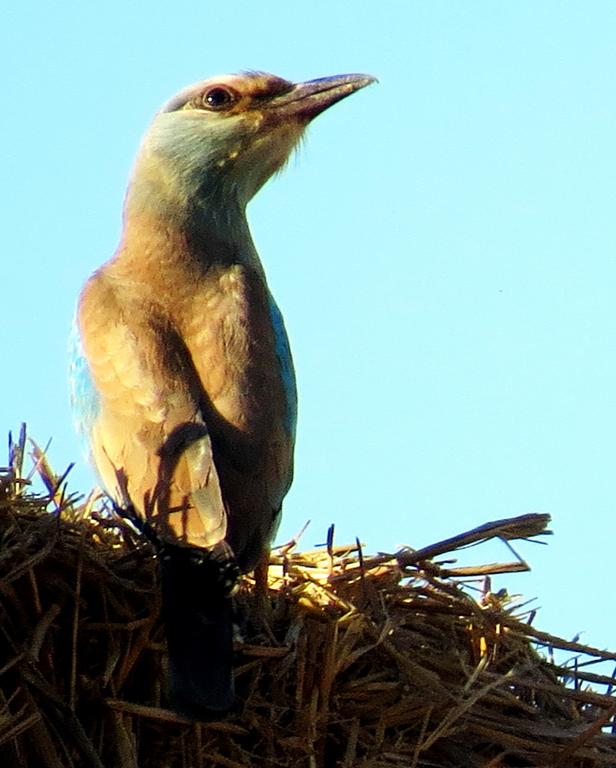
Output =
[{"x1": 1, "y1": 427, "x2": 615, "y2": 767}]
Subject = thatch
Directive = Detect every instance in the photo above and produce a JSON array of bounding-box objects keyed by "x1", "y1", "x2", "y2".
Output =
[{"x1": 1, "y1": 426, "x2": 615, "y2": 767}]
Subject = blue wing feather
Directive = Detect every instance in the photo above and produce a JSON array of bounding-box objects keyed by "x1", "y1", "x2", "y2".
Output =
[
  {"x1": 68, "y1": 313, "x2": 100, "y2": 460},
  {"x1": 267, "y1": 294, "x2": 297, "y2": 440}
]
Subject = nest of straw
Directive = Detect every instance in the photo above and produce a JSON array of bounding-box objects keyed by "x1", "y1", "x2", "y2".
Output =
[{"x1": 1, "y1": 428, "x2": 615, "y2": 768}]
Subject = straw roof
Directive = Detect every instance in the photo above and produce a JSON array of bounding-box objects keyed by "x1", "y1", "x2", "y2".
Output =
[{"x1": 1, "y1": 426, "x2": 615, "y2": 767}]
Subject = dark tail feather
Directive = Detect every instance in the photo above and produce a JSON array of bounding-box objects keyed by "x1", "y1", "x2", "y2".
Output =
[{"x1": 159, "y1": 544, "x2": 238, "y2": 719}]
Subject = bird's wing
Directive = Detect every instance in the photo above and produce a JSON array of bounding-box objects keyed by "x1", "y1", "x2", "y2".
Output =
[
  {"x1": 177, "y1": 266, "x2": 297, "y2": 568},
  {"x1": 69, "y1": 312, "x2": 101, "y2": 462},
  {"x1": 267, "y1": 292, "x2": 297, "y2": 449},
  {"x1": 75, "y1": 271, "x2": 227, "y2": 549}
]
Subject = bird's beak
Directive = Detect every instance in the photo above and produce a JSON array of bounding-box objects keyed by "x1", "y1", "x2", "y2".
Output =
[{"x1": 269, "y1": 73, "x2": 376, "y2": 122}]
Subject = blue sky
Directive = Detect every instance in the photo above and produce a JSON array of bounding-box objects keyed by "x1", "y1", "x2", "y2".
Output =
[{"x1": 2, "y1": 2, "x2": 615, "y2": 653}]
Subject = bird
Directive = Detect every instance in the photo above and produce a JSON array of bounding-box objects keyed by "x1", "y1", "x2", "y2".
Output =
[{"x1": 69, "y1": 70, "x2": 375, "y2": 718}]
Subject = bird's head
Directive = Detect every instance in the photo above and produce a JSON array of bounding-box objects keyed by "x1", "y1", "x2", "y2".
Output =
[{"x1": 130, "y1": 71, "x2": 375, "y2": 217}]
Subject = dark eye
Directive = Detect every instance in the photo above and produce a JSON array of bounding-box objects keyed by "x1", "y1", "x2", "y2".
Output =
[{"x1": 202, "y1": 86, "x2": 237, "y2": 110}]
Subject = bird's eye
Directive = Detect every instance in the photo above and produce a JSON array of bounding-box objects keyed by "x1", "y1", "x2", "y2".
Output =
[{"x1": 202, "y1": 86, "x2": 237, "y2": 110}]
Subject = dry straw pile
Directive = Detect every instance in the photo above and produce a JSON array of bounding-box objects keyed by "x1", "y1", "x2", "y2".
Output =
[{"x1": 1, "y1": 427, "x2": 615, "y2": 767}]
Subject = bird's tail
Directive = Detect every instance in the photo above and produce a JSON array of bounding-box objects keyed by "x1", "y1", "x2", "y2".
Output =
[{"x1": 159, "y1": 542, "x2": 239, "y2": 719}]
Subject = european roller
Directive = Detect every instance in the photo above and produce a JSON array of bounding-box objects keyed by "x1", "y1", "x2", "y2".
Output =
[{"x1": 70, "y1": 71, "x2": 374, "y2": 718}]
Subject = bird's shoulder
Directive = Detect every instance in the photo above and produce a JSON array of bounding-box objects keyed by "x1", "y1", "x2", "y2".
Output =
[{"x1": 77, "y1": 266, "x2": 197, "y2": 424}]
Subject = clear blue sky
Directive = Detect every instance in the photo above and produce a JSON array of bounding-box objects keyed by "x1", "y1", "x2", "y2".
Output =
[{"x1": 2, "y1": 3, "x2": 615, "y2": 653}]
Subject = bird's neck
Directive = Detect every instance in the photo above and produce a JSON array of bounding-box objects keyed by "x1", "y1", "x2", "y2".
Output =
[{"x1": 117, "y1": 158, "x2": 264, "y2": 277}]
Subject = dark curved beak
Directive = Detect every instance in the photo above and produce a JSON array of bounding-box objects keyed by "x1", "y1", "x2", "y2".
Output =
[{"x1": 270, "y1": 73, "x2": 376, "y2": 121}]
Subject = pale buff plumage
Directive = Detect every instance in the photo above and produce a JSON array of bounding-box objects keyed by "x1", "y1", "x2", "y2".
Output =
[{"x1": 72, "y1": 71, "x2": 374, "y2": 716}]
